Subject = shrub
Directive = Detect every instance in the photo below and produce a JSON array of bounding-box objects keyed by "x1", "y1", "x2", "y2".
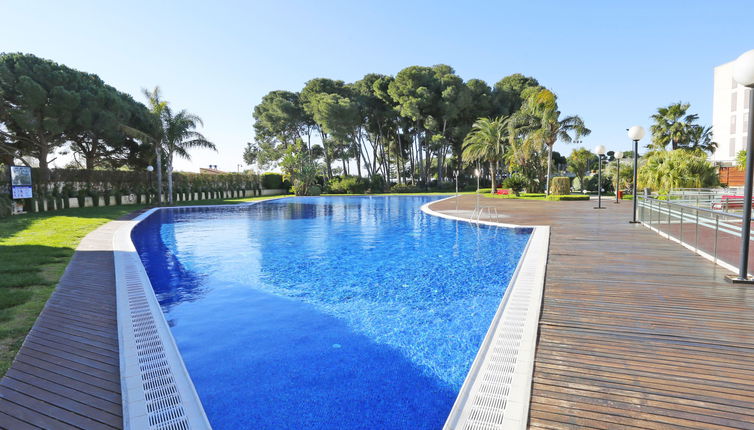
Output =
[
  {"x1": 327, "y1": 176, "x2": 368, "y2": 194},
  {"x1": 549, "y1": 177, "x2": 571, "y2": 195},
  {"x1": 308, "y1": 185, "x2": 321, "y2": 196},
  {"x1": 390, "y1": 183, "x2": 421, "y2": 193},
  {"x1": 521, "y1": 193, "x2": 546, "y2": 197},
  {"x1": 584, "y1": 175, "x2": 614, "y2": 193},
  {"x1": 545, "y1": 194, "x2": 590, "y2": 201},
  {"x1": 477, "y1": 188, "x2": 492, "y2": 194},
  {"x1": 369, "y1": 175, "x2": 388, "y2": 193},
  {"x1": 503, "y1": 174, "x2": 528, "y2": 196},
  {"x1": 436, "y1": 182, "x2": 456, "y2": 192},
  {"x1": 261, "y1": 172, "x2": 284, "y2": 189}
]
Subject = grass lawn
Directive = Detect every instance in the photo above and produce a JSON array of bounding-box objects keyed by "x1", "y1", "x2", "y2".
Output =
[{"x1": 0, "y1": 204, "x2": 146, "y2": 376}]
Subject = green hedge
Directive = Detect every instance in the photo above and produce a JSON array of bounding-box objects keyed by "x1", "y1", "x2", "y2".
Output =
[
  {"x1": 261, "y1": 172, "x2": 283, "y2": 189},
  {"x1": 549, "y1": 177, "x2": 570, "y2": 195},
  {"x1": 545, "y1": 194, "x2": 590, "y2": 201},
  {"x1": 390, "y1": 183, "x2": 422, "y2": 193},
  {"x1": 326, "y1": 176, "x2": 369, "y2": 194},
  {"x1": 0, "y1": 165, "x2": 261, "y2": 217}
]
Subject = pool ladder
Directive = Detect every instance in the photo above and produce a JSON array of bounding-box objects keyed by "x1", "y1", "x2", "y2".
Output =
[{"x1": 471, "y1": 206, "x2": 503, "y2": 223}]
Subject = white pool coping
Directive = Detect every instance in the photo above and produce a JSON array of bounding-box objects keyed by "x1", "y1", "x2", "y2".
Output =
[
  {"x1": 421, "y1": 196, "x2": 549, "y2": 430},
  {"x1": 115, "y1": 198, "x2": 300, "y2": 429},
  {"x1": 114, "y1": 207, "x2": 211, "y2": 430},
  {"x1": 115, "y1": 195, "x2": 548, "y2": 430}
]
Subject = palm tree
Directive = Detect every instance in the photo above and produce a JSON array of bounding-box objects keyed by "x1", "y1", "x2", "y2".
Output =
[
  {"x1": 463, "y1": 116, "x2": 509, "y2": 193},
  {"x1": 639, "y1": 149, "x2": 718, "y2": 193},
  {"x1": 142, "y1": 87, "x2": 168, "y2": 204},
  {"x1": 687, "y1": 125, "x2": 717, "y2": 153},
  {"x1": 649, "y1": 102, "x2": 699, "y2": 150},
  {"x1": 161, "y1": 105, "x2": 216, "y2": 204},
  {"x1": 521, "y1": 89, "x2": 590, "y2": 194}
]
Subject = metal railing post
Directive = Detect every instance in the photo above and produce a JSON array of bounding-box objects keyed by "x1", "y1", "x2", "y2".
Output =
[
  {"x1": 714, "y1": 215, "x2": 719, "y2": 264},
  {"x1": 695, "y1": 210, "x2": 699, "y2": 252}
]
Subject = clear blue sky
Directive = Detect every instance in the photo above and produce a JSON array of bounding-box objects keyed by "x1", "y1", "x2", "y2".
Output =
[{"x1": 2, "y1": 0, "x2": 753, "y2": 172}]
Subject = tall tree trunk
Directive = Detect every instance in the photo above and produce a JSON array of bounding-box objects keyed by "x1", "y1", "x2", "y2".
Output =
[
  {"x1": 355, "y1": 143, "x2": 362, "y2": 178},
  {"x1": 155, "y1": 144, "x2": 163, "y2": 204},
  {"x1": 37, "y1": 139, "x2": 50, "y2": 185},
  {"x1": 86, "y1": 150, "x2": 96, "y2": 170},
  {"x1": 383, "y1": 136, "x2": 391, "y2": 185},
  {"x1": 319, "y1": 126, "x2": 332, "y2": 178},
  {"x1": 437, "y1": 152, "x2": 442, "y2": 184},
  {"x1": 545, "y1": 145, "x2": 553, "y2": 195},
  {"x1": 415, "y1": 124, "x2": 424, "y2": 185},
  {"x1": 491, "y1": 160, "x2": 497, "y2": 193},
  {"x1": 396, "y1": 128, "x2": 404, "y2": 184},
  {"x1": 167, "y1": 152, "x2": 174, "y2": 205}
]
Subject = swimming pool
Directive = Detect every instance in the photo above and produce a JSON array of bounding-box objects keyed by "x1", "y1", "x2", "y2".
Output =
[{"x1": 131, "y1": 196, "x2": 531, "y2": 429}]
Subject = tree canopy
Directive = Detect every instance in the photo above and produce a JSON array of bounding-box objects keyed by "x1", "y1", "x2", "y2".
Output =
[
  {"x1": 0, "y1": 53, "x2": 155, "y2": 180},
  {"x1": 249, "y1": 65, "x2": 565, "y2": 192},
  {"x1": 649, "y1": 102, "x2": 715, "y2": 152}
]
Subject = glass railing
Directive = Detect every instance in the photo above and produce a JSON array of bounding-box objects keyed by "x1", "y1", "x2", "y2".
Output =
[{"x1": 637, "y1": 196, "x2": 754, "y2": 274}]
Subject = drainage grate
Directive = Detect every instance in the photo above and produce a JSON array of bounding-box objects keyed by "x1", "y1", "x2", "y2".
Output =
[
  {"x1": 114, "y1": 210, "x2": 212, "y2": 430},
  {"x1": 421, "y1": 199, "x2": 549, "y2": 430},
  {"x1": 443, "y1": 226, "x2": 549, "y2": 430},
  {"x1": 124, "y1": 258, "x2": 191, "y2": 429}
]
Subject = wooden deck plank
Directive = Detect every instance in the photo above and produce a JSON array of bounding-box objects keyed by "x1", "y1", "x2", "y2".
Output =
[
  {"x1": 429, "y1": 196, "x2": 754, "y2": 429},
  {"x1": 0, "y1": 219, "x2": 130, "y2": 429}
]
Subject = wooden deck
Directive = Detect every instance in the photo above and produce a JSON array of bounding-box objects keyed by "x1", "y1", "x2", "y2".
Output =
[
  {"x1": 429, "y1": 195, "x2": 754, "y2": 430},
  {"x1": 0, "y1": 221, "x2": 125, "y2": 430}
]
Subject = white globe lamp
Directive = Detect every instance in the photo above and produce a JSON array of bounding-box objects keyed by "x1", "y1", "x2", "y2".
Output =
[
  {"x1": 627, "y1": 126, "x2": 645, "y2": 142},
  {"x1": 733, "y1": 49, "x2": 754, "y2": 88}
]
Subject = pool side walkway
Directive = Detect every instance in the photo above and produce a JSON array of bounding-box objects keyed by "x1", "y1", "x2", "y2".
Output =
[
  {"x1": 430, "y1": 195, "x2": 754, "y2": 430},
  {"x1": 0, "y1": 212, "x2": 144, "y2": 430}
]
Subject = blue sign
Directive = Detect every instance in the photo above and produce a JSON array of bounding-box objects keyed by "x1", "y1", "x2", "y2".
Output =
[{"x1": 12, "y1": 185, "x2": 32, "y2": 199}]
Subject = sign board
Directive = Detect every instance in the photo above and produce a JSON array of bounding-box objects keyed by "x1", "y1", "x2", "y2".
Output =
[{"x1": 10, "y1": 166, "x2": 33, "y2": 199}]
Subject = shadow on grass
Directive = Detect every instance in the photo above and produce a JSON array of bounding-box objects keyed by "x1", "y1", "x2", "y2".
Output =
[
  {"x1": 0, "y1": 204, "x2": 147, "y2": 241},
  {"x1": 0, "y1": 244, "x2": 72, "y2": 312}
]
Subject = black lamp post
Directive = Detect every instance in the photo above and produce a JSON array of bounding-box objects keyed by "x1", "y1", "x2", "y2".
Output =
[
  {"x1": 726, "y1": 49, "x2": 754, "y2": 283},
  {"x1": 594, "y1": 145, "x2": 606, "y2": 209},
  {"x1": 615, "y1": 151, "x2": 623, "y2": 204},
  {"x1": 146, "y1": 165, "x2": 154, "y2": 204},
  {"x1": 627, "y1": 126, "x2": 645, "y2": 223}
]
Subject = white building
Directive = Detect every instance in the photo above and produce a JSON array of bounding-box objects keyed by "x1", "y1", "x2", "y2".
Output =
[{"x1": 711, "y1": 60, "x2": 752, "y2": 165}]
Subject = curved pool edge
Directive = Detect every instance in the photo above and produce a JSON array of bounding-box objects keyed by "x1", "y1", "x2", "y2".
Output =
[
  {"x1": 114, "y1": 198, "x2": 294, "y2": 429},
  {"x1": 422, "y1": 197, "x2": 550, "y2": 430},
  {"x1": 114, "y1": 206, "x2": 211, "y2": 430},
  {"x1": 114, "y1": 195, "x2": 546, "y2": 430}
]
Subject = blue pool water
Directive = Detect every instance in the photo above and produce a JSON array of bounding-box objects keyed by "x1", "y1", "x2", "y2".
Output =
[{"x1": 132, "y1": 196, "x2": 531, "y2": 430}]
